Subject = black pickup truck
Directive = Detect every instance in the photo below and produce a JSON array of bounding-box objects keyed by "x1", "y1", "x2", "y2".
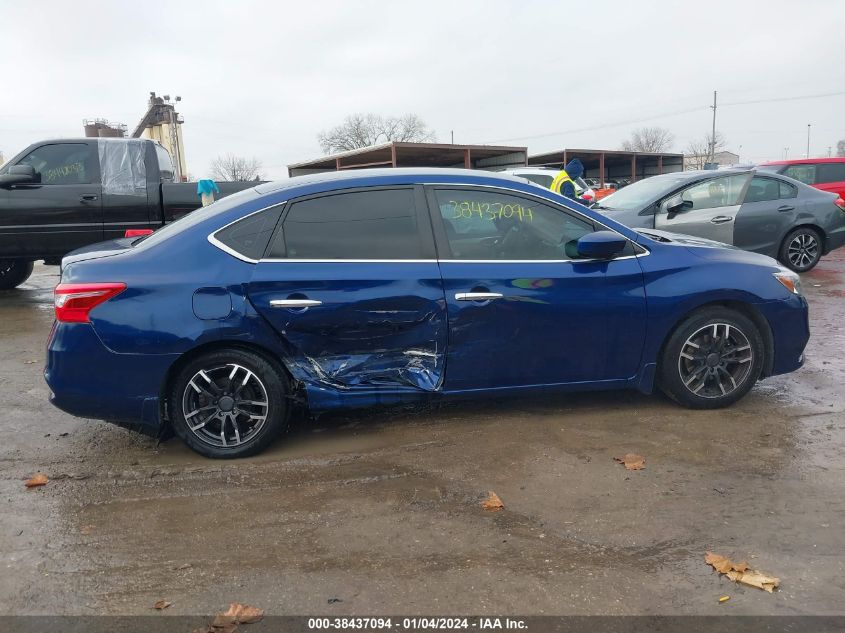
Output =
[{"x1": 0, "y1": 138, "x2": 256, "y2": 289}]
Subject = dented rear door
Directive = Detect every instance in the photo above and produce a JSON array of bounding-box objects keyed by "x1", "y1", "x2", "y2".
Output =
[{"x1": 246, "y1": 186, "x2": 447, "y2": 392}]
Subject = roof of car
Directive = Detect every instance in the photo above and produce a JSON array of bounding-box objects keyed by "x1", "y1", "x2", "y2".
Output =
[
  {"x1": 255, "y1": 167, "x2": 530, "y2": 195},
  {"x1": 759, "y1": 157, "x2": 845, "y2": 166},
  {"x1": 647, "y1": 169, "x2": 754, "y2": 181}
]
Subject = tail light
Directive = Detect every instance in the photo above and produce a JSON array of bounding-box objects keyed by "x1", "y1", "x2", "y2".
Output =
[
  {"x1": 125, "y1": 229, "x2": 153, "y2": 238},
  {"x1": 835, "y1": 197, "x2": 845, "y2": 212},
  {"x1": 581, "y1": 193, "x2": 595, "y2": 201},
  {"x1": 54, "y1": 283, "x2": 126, "y2": 323}
]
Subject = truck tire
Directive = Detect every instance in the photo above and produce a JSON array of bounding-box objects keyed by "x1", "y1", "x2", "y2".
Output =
[{"x1": 0, "y1": 260, "x2": 34, "y2": 290}]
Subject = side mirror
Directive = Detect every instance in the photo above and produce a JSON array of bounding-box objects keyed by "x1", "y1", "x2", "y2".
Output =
[
  {"x1": 576, "y1": 230, "x2": 628, "y2": 259},
  {"x1": 664, "y1": 194, "x2": 693, "y2": 216},
  {"x1": 0, "y1": 165, "x2": 38, "y2": 188}
]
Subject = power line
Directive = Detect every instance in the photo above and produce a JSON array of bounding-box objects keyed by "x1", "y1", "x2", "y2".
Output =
[{"x1": 484, "y1": 89, "x2": 845, "y2": 145}]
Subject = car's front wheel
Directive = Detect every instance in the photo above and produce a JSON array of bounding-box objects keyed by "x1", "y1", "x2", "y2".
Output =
[
  {"x1": 779, "y1": 227, "x2": 822, "y2": 273},
  {"x1": 169, "y1": 348, "x2": 290, "y2": 458},
  {"x1": 658, "y1": 308, "x2": 764, "y2": 409}
]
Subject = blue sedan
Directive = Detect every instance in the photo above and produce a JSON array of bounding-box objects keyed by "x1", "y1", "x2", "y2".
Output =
[{"x1": 46, "y1": 169, "x2": 810, "y2": 458}]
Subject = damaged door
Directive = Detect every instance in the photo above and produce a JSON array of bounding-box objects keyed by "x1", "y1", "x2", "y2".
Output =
[
  {"x1": 427, "y1": 186, "x2": 647, "y2": 390},
  {"x1": 247, "y1": 186, "x2": 447, "y2": 393}
]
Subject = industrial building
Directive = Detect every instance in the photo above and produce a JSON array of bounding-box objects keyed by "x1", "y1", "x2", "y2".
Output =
[
  {"x1": 83, "y1": 92, "x2": 188, "y2": 181},
  {"x1": 288, "y1": 142, "x2": 527, "y2": 177}
]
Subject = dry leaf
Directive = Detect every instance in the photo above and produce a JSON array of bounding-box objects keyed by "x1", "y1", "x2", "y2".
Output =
[
  {"x1": 613, "y1": 453, "x2": 645, "y2": 470},
  {"x1": 732, "y1": 560, "x2": 750, "y2": 573},
  {"x1": 481, "y1": 491, "x2": 504, "y2": 512},
  {"x1": 25, "y1": 473, "x2": 49, "y2": 488},
  {"x1": 217, "y1": 602, "x2": 264, "y2": 625},
  {"x1": 153, "y1": 600, "x2": 172, "y2": 610},
  {"x1": 704, "y1": 552, "x2": 733, "y2": 574},
  {"x1": 726, "y1": 569, "x2": 780, "y2": 593},
  {"x1": 719, "y1": 595, "x2": 730, "y2": 603},
  {"x1": 80, "y1": 525, "x2": 96, "y2": 534},
  {"x1": 705, "y1": 552, "x2": 780, "y2": 593}
]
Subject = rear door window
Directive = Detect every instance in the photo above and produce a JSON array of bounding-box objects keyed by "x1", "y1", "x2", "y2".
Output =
[
  {"x1": 743, "y1": 177, "x2": 782, "y2": 203},
  {"x1": 816, "y1": 163, "x2": 845, "y2": 184},
  {"x1": 268, "y1": 188, "x2": 426, "y2": 260}
]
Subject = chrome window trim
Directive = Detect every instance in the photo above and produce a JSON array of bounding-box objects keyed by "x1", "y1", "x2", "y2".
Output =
[
  {"x1": 257, "y1": 253, "x2": 647, "y2": 264},
  {"x1": 261, "y1": 258, "x2": 438, "y2": 263},
  {"x1": 206, "y1": 182, "x2": 653, "y2": 265}
]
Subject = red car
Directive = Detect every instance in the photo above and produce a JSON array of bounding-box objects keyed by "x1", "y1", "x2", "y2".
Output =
[{"x1": 758, "y1": 157, "x2": 845, "y2": 199}]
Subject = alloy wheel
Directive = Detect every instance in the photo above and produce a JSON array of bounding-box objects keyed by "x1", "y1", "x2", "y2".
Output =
[
  {"x1": 677, "y1": 323, "x2": 754, "y2": 399},
  {"x1": 787, "y1": 233, "x2": 819, "y2": 270},
  {"x1": 181, "y1": 363, "x2": 269, "y2": 448}
]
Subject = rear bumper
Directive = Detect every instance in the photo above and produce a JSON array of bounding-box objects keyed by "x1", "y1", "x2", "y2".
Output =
[
  {"x1": 824, "y1": 224, "x2": 845, "y2": 254},
  {"x1": 45, "y1": 322, "x2": 179, "y2": 432},
  {"x1": 759, "y1": 295, "x2": 810, "y2": 377}
]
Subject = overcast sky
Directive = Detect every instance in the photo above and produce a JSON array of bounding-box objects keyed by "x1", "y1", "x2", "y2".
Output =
[{"x1": 1, "y1": 0, "x2": 843, "y2": 179}]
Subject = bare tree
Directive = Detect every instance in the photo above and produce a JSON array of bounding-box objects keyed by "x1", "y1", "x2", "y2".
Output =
[
  {"x1": 621, "y1": 127, "x2": 674, "y2": 153},
  {"x1": 318, "y1": 113, "x2": 435, "y2": 154},
  {"x1": 837, "y1": 139, "x2": 845, "y2": 157},
  {"x1": 210, "y1": 154, "x2": 263, "y2": 181},
  {"x1": 684, "y1": 132, "x2": 728, "y2": 170}
]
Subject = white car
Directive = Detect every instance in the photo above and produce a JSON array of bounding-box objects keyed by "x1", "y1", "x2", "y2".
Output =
[{"x1": 499, "y1": 167, "x2": 596, "y2": 201}]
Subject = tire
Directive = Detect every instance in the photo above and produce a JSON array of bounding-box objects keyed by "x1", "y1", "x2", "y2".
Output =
[
  {"x1": 779, "y1": 227, "x2": 822, "y2": 273},
  {"x1": 657, "y1": 307, "x2": 764, "y2": 409},
  {"x1": 0, "y1": 260, "x2": 34, "y2": 290},
  {"x1": 168, "y1": 348, "x2": 290, "y2": 459}
]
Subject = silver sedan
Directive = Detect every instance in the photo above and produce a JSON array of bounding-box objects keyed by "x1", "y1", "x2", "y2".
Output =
[{"x1": 594, "y1": 168, "x2": 845, "y2": 272}]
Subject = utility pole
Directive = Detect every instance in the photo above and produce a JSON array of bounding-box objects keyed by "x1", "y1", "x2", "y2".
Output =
[
  {"x1": 784, "y1": 147, "x2": 789, "y2": 159},
  {"x1": 829, "y1": 146, "x2": 833, "y2": 157},
  {"x1": 709, "y1": 90, "x2": 717, "y2": 163},
  {"x1": 806, "y1": 124, "x2": 811, "y2": 158},
  {"x1": 451, "y1": 130, "x2": 454, "y2": 144}
]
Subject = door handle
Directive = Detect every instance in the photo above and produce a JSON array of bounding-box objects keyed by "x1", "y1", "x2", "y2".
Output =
[
  {"x1": 710, "y1": 216, "x2": 733, "y2": 224},
  {"x1": 455, "y1": 292, "x2": 504, "y2": 301},
  {"x1": 777, "y1": 205, "x2": 795, "y2": 212},
  {"x1": 80, "y1": 194, "x2": 98, "y2": 202},
  {"x1": 269, "y1": 299, "x2": 323, "y2": 308}
]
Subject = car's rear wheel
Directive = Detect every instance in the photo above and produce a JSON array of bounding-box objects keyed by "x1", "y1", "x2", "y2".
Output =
[
  {"x1": 779, "y1": 227, "x2": 822, "y2": 272},
  {"x1": 169, "y1": 348, "x2": 290, "y2": 458},
  {"x1": 0, "y1": 260, "x2": 34, "y2": 290},
  {"x1": 658, "y1": 307, "x2": 764, "y2": 409}
]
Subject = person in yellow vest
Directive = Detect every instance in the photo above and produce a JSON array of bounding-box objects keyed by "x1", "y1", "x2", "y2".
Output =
[{"x1": 549, "y1": 158, "x2": 585, "y2": 201}]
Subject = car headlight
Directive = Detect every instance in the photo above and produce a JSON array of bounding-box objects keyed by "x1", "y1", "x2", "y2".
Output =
[{"x1": 773, "y1": 270, "x2": 802, "y2": 295}]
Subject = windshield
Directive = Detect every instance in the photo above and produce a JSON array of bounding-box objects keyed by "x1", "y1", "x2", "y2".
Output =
[{"x1": 597, "y1": 175, "x2": 689, "y2": 211}]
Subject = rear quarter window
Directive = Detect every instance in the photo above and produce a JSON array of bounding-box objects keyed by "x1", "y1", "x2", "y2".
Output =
[{"x1": 213, "y1": 205, "x2": 284, "y2": 261}]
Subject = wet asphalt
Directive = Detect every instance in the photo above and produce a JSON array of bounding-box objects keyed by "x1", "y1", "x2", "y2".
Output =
[{"x1": 0, "y1": 253, "x2": 843, "y2": 617}]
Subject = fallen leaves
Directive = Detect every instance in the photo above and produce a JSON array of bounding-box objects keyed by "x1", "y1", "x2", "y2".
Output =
[
  {"x1": 481, "y1": 491, "x2": 504, "y2": 512},
  {"x1": 191, "y1": 603, "x2": 265, "y2": 633},
  {"x1": 613, "y1": 453, "x2": 645, "y2": 470},
  {"x1": 153, "y1": 600, "x2": 172, "y2": 610},
  {"x1": 705, "y1": 552, "x2": 780, "y2": 593},
  {"x1": 24, "y1": 473, "x2": 49, "y2": 488}
]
